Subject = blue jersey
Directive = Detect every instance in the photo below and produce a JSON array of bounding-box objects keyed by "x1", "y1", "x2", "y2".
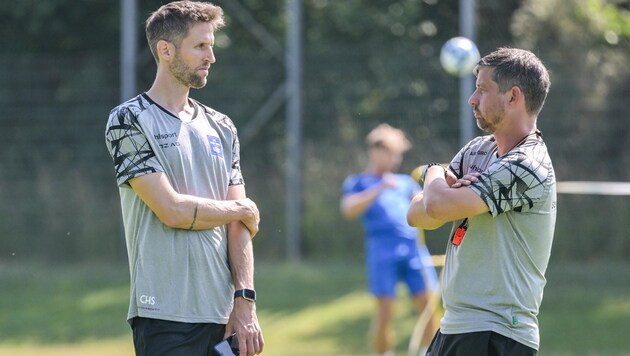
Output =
[{"x1": 342, "y1": 173, "x2": 420, "y2": 241}]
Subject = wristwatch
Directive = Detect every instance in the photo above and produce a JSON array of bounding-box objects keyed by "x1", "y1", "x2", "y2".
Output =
[
  {"x1": 234, "y1": 289, "x2": 256, "y2": 302},
  {"x1": 420, "y1": 162, "x2": 445, "y2": 183}
]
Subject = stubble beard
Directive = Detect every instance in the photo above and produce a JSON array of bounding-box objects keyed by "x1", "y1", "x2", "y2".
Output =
[
  {"x1": 476, "y1": 116, "x2": 492, "y2": 133},
  {"x1": 474, "y1": 107, "x2": 503, "y2": 134},
  {"x1": 170, "y1": 52, "x2": 207, "y2": 89}
]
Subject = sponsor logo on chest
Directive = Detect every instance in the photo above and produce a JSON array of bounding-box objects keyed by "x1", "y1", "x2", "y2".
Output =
[{"x1": 154, "y1": 132, "x2": 180, "y2": 149}]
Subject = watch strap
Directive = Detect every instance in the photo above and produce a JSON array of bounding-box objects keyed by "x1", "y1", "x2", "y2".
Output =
[
  {"x1": 420, "y1": 162, "x2": 444, "y2": 183},
  {"x1": 234, "y1": 288, "x2": 256, "y2": 302}
]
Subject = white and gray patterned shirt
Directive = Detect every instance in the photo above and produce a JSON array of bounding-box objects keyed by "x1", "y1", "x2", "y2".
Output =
[
  {"x1": 105, "y1": 93, "x2": 242, "y2": 324},
  {"x1": 440, "y1": 132, "x2": 556, "y2": 350}
]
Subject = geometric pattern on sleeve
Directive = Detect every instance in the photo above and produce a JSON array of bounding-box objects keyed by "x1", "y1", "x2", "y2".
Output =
[
  {"x1": 472, "y1": 140, "x2": 549, "y2": 216},
  {"x1": 105, "y1": 97, "x2": 159, "y2": 186}
]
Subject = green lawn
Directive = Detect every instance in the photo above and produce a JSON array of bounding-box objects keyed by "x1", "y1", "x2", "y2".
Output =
[{"x1": 0, "y1": 259, "x2": 629, "y2": 355}]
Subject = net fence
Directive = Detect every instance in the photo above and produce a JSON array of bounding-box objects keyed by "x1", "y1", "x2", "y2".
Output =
[{"x1": 1, "y1": 41, "x2": 628, "y2": 263}]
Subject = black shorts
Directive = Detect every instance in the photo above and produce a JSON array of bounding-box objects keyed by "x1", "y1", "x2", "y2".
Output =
[
  {"x1": 426, "y1": 329, "x2": 537, "y2": 356},
  {"x1": 130, "y1": 317, "x2": 226, "y2": 356}
]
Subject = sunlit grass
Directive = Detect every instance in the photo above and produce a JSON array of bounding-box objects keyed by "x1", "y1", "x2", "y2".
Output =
[
  {"x1": 537, "y1": 261, "x2": 630, "y2": 355},
  {"x1": 0, "y1": 338, "x2": 134, "y2": 356},
  {"x1": 1, "y1": 260, "x2": 630, "y2": 355}
]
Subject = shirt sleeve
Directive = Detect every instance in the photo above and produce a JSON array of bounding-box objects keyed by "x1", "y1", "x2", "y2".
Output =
[
  {"x1": 105, "y1": 105, "x2": 163, "y2": 187},
  {"x1": 469, "y1": 151, "x2": 549, "y2": 217},
  {"x1": 229, "y1": 130, "x2": 244, "y2": 186},
  {"x1": 216, "y1": 114, "x2": 244, "y2": 186},
  {"x1": 341, "y1": 175, "x2": 362, "y2": 196},
  {"x1": 448, "y1": 136, "x2": 484, "y2": 178}
]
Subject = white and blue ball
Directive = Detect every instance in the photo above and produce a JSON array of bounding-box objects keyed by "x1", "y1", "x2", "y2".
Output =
[{"x1": 439, "y1": 37, "x2": 481, "y2": 77}]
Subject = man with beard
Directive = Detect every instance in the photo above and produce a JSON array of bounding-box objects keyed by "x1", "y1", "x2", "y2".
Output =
[
  {"x1": 105, "y1": 2, "x2": 263, "y2": 355},
  {"x1": 407, "y1": 48, "x2": 556, "y2": 356}
]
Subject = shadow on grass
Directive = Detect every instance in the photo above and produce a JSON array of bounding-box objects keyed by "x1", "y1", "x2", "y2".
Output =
[
  {"x1": 0, "y1": 262, "x2": 130, "y2": 344},
  {"x1": 3, "y1": 259, "x2": 630, "y2": 355},
  {"x1": 255, "y1": 259, "x2": 368, "y2": 313},
  {"x1": 538, "y1": 261, "x2": 630, "y2": 355}
]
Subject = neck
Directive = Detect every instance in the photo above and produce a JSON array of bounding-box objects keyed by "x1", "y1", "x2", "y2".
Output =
[
  {"x1": 494, "y1": 124, "x2": 538, "y2": 156},
  {"x1": 366, "y1": 164, "x2": 388, "y2": 176},
  {"x1": 146, "y1": 69, "x2": 191, "y2": 114},
  {"x1": 491, "y1": 110, "x2": 538, "y2": 156}
]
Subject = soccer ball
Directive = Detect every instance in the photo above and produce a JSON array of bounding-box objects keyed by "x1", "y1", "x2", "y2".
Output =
[{"x1": 439, "y1": 37, "x2": 481, "y2": 77}]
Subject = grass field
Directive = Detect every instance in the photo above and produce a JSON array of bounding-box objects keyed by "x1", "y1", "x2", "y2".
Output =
[{"x1": 1, "y1": 259, "x2": 629, "y2": 355}]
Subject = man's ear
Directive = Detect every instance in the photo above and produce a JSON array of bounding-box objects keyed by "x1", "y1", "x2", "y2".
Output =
[
  {"x1": 156, "y1": 40, "x2": 174, "y2": 62},
  {"x1": 508, "y1": 86, "x2": 523, "y2": 104}
]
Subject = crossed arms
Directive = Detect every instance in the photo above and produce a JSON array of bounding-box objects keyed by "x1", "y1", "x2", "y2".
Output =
[
  {"x1": 129, "y1": 171, "x2": 264, "y2": 355},
  {"x1": 129, "y1": 172, "x2": 259, "y2": 236},
  {"x1": 407, "y1": 166, "x2": 489, "y2": 230}
]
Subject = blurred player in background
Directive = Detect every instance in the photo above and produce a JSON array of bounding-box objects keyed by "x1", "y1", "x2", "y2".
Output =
[
  {"x1": 105, "y1": 1, "x2": 263, "y2": 355},
  {"x1": 341, "y1": 124, "x2": 439, "y2": 356},
  {"x1": 408, "y1": 48, "x2": 555, "y2": 355}
]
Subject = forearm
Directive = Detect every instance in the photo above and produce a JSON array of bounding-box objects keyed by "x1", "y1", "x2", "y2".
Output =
[
  {"x1": 407, "y1": 164, "x2": 454, "y2": 228},
  {"x1": 421, "y1": 165, "x2": 454, "y2": 219},
  {"x1": 130, "y1": 173, "x2": 256, "y2": 231},
  {"x1": 341, "y1": 183, "x2": 386, "y2": 219},
  {"x1": 224, "y1": 184, "x2": 264, "y2": 354},
  {"x1": 421, "y1": 166, "x2": 489, "y2": 222},
  {"x1": 407, "y1": 192, "x2": 446, "y2": 230},
  {"x1": 227, "y1": 221, "x2": 255, "y2": 290},
  {"x1": 226, "y1": 184, "x2": 257, "y2": 286},
  {"x1": 152, "y1": 194, "x2": 254, "y2": 231},
  {"x1": 191, "y1": 197, "x2": 255, "y2": 231}
]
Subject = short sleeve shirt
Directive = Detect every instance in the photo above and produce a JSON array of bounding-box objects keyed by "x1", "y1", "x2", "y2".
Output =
[
  {"x1": 440, "y1": 133, "x2": 557, "y2": 350},
  {"x1": 105, "y1": 94, "x2": 242, "y2": 323},
  {"x1": 341, "y1": 173, "x2": 420, "y2": 241}
]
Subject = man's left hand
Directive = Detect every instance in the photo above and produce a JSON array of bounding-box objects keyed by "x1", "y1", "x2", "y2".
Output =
[{"x1": 225, "y1": 298, "x2": 264, "y2": 356}]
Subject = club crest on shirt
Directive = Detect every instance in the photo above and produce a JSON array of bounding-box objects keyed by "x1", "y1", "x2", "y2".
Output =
[{"x1": 207, "y1": 135, "x2": 223, "y2": 156}]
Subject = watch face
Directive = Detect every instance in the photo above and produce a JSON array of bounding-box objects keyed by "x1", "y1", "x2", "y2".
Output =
[
  {"x1": 235, "y1": 289, "x2": 256, "y2": 301},
  {"x1": 243, "y1": 289, "x2": 255, "y2": 300}
]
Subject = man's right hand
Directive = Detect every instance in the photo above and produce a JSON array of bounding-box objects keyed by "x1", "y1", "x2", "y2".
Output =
[
  {"x1": 450, "y1": 172, "x2": 481, "y2": 188},
  {"x1": 237, "y1": 198, "x2": 260, "y2": 237}
]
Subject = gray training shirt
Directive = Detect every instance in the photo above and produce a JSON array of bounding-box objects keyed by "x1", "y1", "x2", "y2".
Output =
[
  {"x1": 441, "y1": 132, "x2": 556, "y2": 350},
  {"x1": 105, "y1": 94, "x2": 243, "y2": 324}
]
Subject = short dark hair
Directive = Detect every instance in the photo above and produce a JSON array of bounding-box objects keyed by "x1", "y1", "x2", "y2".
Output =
[
  {"x1": 474, "y1": 48, "x2": 551, "y2": 116},
  {"x1": 145, "y1": 1, "x2": 225, "y2": 64}
]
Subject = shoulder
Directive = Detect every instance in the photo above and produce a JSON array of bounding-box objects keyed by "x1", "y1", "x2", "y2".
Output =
[
  {"x1": 107, "y1": 94, "x2": 151, "y2": 127},
  {"x1": 395, "y1": 173, "x2": 416, "y2": 186},
  {"x1": 342, "y1": 173, "x2": 364, "y2": 191},
  {"x1": 463, "y1": 134, "x2": 494, "y2": 149},
  {"x1": 451, "y1": 135, "x2": 495, "y2": 175},
  {"x1": 191, "y1": 98, "x2": 236, "y2": 131},
  {"x1": 396, "y1": 173, "x2": 421, "y2": 194},
  {"x1": 501, "y1": 136, "x2": 553, "y2": 176},
  {"x1": 481, "y1": 137, "x2": 554, "y2": 201},
  {"x1": 343, "y1": 173, "x2": 363, "y2": 185},
  {"x1": 466, "y1": 135, "x2": 496, "y2": 153}
]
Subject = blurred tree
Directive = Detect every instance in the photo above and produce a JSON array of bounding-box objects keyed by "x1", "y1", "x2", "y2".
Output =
[
  {"x1": 0, "y1": 0, "x2": 119, "y2": 52},
  {"x1": 1, "y1": 0, "x2": 629, "y2": 261},
  {"x1": 512, "y1": 0, "x2": 630, "y2": 179},
  {"x1": 512, "y1": 0, "x2": 630, "y2": 259}
]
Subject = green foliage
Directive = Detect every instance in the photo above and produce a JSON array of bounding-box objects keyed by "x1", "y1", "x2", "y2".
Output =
[
  {"x1": 305, "y1": 0, "x2": 434, "y2": 44},
  {"x1": 512, "y1": 0, "x2": 630, "y2": 179},
  {"x1": 0, "y1": 0, "x2": 629, "y2": 262},
  {"x1": 0, "y1": 0, "x2": 119, "y2": 52},
  {"x1": 583, "y1": 0, "x2": 630, "y2": 38}
]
